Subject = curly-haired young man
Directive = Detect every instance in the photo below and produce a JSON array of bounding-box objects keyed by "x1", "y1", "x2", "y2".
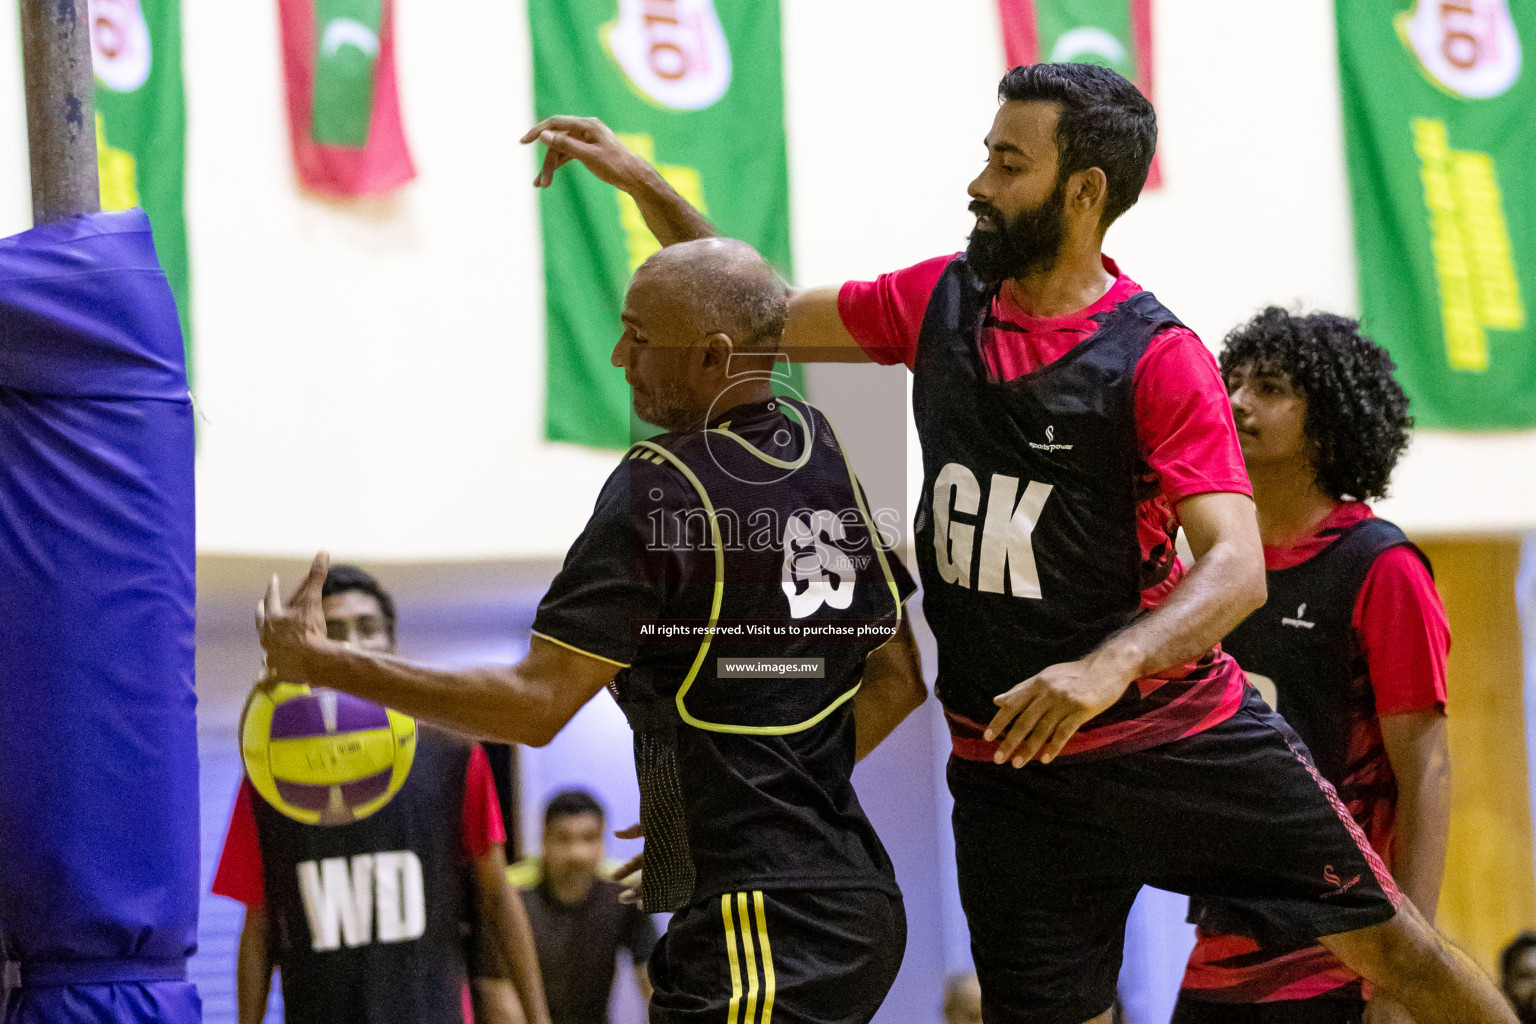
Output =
[{"x1": 1174, "y1": 309, "x2": 1452, "y2": 1024}]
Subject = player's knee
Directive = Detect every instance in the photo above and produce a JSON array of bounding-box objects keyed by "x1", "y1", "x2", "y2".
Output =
[{"x1": 1321, "y1": 906, "x2": 1442, "y2": 993}]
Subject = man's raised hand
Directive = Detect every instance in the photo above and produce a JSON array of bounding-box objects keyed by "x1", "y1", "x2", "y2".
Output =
[
  {"x1": 256, "y1": 551, "x2": 331, "y2": 685},
  {"x1": 520, "y1": 116, "x2": 642, "y2": 189}
]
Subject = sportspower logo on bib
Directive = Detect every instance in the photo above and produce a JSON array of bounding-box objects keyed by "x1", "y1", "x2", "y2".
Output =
[
  {"x1": 1397, "y1": 0, "x2": 1523, "y2": 99},
  {"x1": 602, "y1": 0, "x2": 732, "y2": 111},
  {"x1": 1028, "y1": 425, "x2": 1073, "y2": 452}
]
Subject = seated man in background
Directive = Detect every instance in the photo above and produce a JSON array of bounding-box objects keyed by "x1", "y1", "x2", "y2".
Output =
[
  {"x1": 213, "y1": 564, "x2": 549, "y2": 1024},
  {"x1": 1502, "y1": 934, "x2": 1536, "y2": 1024},
  {"x1": 1174, "y1": 310, "x2": 1452, "y2": 1024},
  {"x1": 518, "y1": 790, "x2": 656, "y2": 1024},
  {"x1": 257, "y1": 238, "x2": 928, "y2": 1024}
]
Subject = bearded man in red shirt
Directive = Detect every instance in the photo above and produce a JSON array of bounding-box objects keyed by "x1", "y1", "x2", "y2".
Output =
[{"x1": 523, "y1": 61, "x2": 1510, "y2": 1024}]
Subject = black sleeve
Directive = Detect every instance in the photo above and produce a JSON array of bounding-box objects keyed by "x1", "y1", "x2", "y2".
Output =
[
  {"x1": 531, "y1": 458, "x2": 685, "y2": 667},
  {"x1": 624, "y1": 904, "x2": 660, "y2": 965}
]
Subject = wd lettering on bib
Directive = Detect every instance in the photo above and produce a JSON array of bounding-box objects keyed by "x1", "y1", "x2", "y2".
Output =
[
  {"x1": 297, "y1": 851, "x2": 427, "y2": 951},
  {"x1": 252, "y1": 727, "x2": 474, "y2": 1023}
]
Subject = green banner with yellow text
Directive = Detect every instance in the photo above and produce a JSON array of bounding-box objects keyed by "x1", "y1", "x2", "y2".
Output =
[
  {"x1": 1338, "y1": 0, "x2": 1535, "y2": 429},
  {"x1": 531, "y1": 0, "x2": 798, "y2": 449},
  {"x1": 89, "y1": 0, "x2": 191, "y2": 368}
]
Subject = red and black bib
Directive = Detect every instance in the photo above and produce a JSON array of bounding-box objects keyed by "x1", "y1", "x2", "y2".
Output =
[
  {"x1": 253, "y1": 726, "x2": 473, "y2": 1024},
  {"x1": 911, "y1": 255, "x2": 1181, "y2": 727}
]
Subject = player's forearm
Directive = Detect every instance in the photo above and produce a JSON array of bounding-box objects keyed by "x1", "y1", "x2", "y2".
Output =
[
  {"x1": 1393, "y1": 782, "x2": 1450, "y2": 924},
  {"x1": 491, "y1": 878, "x2": 552, "y2": 1024},
  {"x1": 235, "y1": 911, "x2": 273, "y2": 1024},
  {"x1": 294, "y1": 643, "x2": 564, "y2": 747},
  {"x1": 853, "y1": 619, "x2": 927, "y2": 760},
  {"x1": 634, "y1": 963, "x2": 655, "y2": 1002},
  {"x1": 1389, "y1": 729, "x2": 1452, "y2": 922},
  {"x1": 618, "y1": 159, "x2": 716, "y2": 247},
  {"x1": 1092, "y1": 538, "x2": 1266, "y2": 683}
]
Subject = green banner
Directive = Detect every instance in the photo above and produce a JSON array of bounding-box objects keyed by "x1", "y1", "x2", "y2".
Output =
[
  {"x1": 1338, "y1": 0, "x2": 1535, "y2": 429},
  {"x1": 1033, "y1": 1, "x2": 1137, "y2": 79},
  {"x1": 530, "y1": 0, "x2": 799, "y2": 449},
  {"x1": 90, "y1": 0, "x2": 192, "y2": 369},
  {"x1": 312, "y1": 0, "x2": 382, "y2": 146}
]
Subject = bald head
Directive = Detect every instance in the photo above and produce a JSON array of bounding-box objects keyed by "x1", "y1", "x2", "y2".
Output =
[{"x1": 633, "y1": 238, "x2": 788, "y2": 352}]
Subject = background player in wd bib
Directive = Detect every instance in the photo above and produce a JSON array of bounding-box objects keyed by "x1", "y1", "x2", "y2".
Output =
[
  {"x1": 255, "y1": 239, "x2": 928, "y2": 1024},
  {"x1": 213, "y1": 565, "x2": 548, "y2": 1024},
  {"x1": 1173, "y1": 310, "x2": 1452, "y2": 1024},
  {"x1": 525, "y1": 63, "x2": 1515, "y2": 1024}
]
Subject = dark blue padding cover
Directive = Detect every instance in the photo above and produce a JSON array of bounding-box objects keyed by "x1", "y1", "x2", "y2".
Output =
[{"x1": 0, "y1": 210, "x2": 199, "y2": 1023}]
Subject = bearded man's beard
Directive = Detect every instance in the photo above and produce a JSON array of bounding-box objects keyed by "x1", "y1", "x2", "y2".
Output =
[
  {"x1": 965, "y1": 176, "x2": 1069, "y2": 284},
  {"x1": 633, "y1": 379, "x2": 705, "y2": 433}
]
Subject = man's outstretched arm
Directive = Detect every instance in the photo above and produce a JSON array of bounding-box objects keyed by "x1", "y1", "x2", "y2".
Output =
[
  {"x1": 258, "y1": 554, "x2": 617, "y2": 747},
  {"x1": 522, "y1": 116, "x2": 869, "y2": 362},
  {"x1": 986, "y1": 491, "x2": 1266, "y2": 765},
  {"x1": 523, "y1": 116, "x2": 717, "y2": 246},
  {"x1": 474, "y1": 844, "x2": 551, "y2": 1024},
  {"x1": 235, "y1": 908, "x2": 274, "y2": 1024}
]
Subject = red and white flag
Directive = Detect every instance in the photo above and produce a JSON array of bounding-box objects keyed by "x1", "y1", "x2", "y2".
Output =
[{"x1": 277, "y1": 0, "x2": 415, "y2": 197}]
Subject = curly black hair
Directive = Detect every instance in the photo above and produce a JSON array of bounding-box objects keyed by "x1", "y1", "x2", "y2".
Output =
[{"x1": 1220, "y1": 307, "x2": 1413, "y2": 502}]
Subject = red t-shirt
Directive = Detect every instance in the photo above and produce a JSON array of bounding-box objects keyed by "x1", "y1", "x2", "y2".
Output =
[
  {"x1": 839, "y1": 255, "x2": 1251, "y2": 499},
  {"x1": 1182, "y1": 502, "x2": 1449, "y2": 1003},
  {"x1": 211, "y1": 743, "x2": 507, "y2": 909},
  {"x1": 840, "y1": 255, "x2": 1255, "y2": 757}
]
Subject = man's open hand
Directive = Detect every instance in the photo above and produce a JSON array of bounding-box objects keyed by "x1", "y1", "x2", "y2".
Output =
[
  {"x1": 984, "y1": 655, "x2": 1136, "y2": 766},
  {"x1": 520, "y1": 116, "x2": 643, "y2": 190},
  {"x1": 256, "y1": 552, "x2": 331, "y2": 685},
  {"x1": 612, "y1": 822, "x2": 645, "y2": 906}
]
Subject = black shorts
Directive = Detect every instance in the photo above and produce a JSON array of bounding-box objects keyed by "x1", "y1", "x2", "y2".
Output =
[
  {"x1": 950, "y1": 689, "x2": 1398, "y2": 1024},
  {"x1": 647, "y1": 887, "x2": 905, "y2": 1024},
  {"x1": 1171, "y1": 994, "x2": 1364, "y2": 1024}
]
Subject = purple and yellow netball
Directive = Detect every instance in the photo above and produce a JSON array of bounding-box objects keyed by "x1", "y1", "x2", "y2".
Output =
[{"x1": 240, "y1": 682, "x2": 416, "y2": 825}]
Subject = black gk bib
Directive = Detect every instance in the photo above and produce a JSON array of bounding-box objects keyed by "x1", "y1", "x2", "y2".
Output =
[{"x1": 912, "y1": 256, "x2": 1182, "y2": 724}]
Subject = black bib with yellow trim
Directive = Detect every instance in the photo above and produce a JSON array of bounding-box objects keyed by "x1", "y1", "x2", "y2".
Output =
[{"x1": 614, "y1": 397, "x2": 906, "y2": 910}]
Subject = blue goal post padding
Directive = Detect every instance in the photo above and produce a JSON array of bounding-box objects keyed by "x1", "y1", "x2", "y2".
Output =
[{"x1": 0, "y1": 210, "x2": 199, "y2": 1023}]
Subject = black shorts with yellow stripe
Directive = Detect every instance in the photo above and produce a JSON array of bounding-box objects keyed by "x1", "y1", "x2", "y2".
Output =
[{"x1": 647, "y1": 887, "x2": 905, "y2": 1024}]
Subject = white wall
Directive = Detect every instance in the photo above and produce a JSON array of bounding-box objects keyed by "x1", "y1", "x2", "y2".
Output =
[{"x1": 0, "y1": 0, "x2": 1530, "y2": 559}]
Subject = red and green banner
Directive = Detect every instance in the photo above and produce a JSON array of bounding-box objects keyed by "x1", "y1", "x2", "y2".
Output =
[
  {"x1": 277, "y1": 0, "x2": 415, "y2": 196},
  {"x1": 530, "y1": 0, "x2": 800, "y2": 449},
  {"x1": 88, "y1": 0, "x2": 191, "y2": 361},
  {"x1": 994, "y1": 0, "x2": 1161, "y2": 187},
  {"x1": 1338, "y1": 0, "x2": 1535, "y2": 429}
]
